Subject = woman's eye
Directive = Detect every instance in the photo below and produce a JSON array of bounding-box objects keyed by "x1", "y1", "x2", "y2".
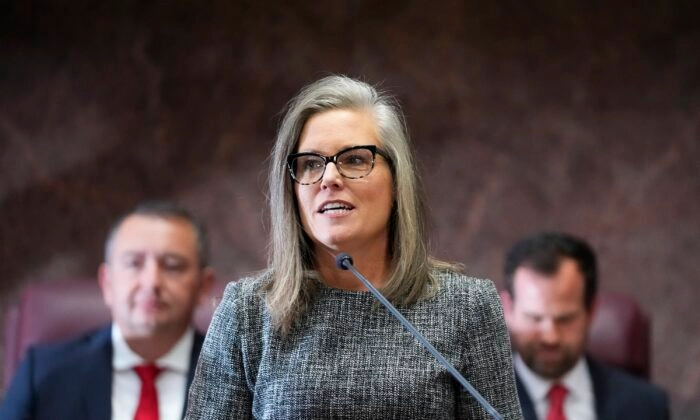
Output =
[
  {"x1": 306, "y1": 160, "x2": 323, "y2": 169},
  {"x1": 299, "y1": 158, "x2": 323, "y2": 172},
  {"x1": 342, "y1": 154, "x2": 368, "y2": 166}
]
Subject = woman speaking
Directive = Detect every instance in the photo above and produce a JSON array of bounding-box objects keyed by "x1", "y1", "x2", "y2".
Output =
[{"x1": 185, "y1": 75, "x2": 522, "y2": 419}]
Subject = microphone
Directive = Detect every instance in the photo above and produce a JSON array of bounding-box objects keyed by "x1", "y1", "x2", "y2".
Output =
[{"x1": 335, "y1": 252, "x2": 503, "y2": 420}]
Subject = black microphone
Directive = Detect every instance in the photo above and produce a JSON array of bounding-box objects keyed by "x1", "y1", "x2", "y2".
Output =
[{"x1": 335, "y1": 252, "x2": 503, "y2": 420}]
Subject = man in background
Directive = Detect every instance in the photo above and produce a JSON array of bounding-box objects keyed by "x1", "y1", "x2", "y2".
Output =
[
  {"x1": 0, "y1": 201, "x2": 215, "y2": 419},
  {"x1": 501, "y1": 231, "x2": 669, "y2": 420}
]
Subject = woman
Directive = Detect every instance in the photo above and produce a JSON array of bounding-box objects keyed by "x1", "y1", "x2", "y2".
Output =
[{"x1": 186, "y1": 76, "x2": 523, "y2": 419}]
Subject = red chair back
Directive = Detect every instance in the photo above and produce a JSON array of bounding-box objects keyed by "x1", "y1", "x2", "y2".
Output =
[{"x1": 587, "y1": 290, "x2": 650, "y2": 379}]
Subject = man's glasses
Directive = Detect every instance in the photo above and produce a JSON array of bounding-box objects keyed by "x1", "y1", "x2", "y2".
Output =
[{"x1": 286, "y1": 145, "x2": 389, "y2": 185}]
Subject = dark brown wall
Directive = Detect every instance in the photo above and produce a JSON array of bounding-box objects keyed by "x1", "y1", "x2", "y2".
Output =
[{"x1": 1, "y1": 1, "x2": 698, "y2": 416}]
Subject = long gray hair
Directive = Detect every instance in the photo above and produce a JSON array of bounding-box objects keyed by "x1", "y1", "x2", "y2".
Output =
[{"x1": 265, "y1": 75, "x2": 458, "y2": 333}]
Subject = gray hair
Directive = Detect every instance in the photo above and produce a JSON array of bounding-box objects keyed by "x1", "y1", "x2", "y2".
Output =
[
  {"x1": 104, "y1": 201, "x2": 210, "y2": 268},
  {"x1": 266, "y1": 75, "x2": 458, "y2": 333}
]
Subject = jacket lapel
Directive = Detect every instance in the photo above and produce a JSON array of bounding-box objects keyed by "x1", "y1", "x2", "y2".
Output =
[
  {"x1": 79, "y1": 327, "x2": 113, "y2": 420},
  {"x1": 587, "y1": 357, "x2": 611, "y2": 420},
  {"x1": 181, "y1": 331, "x2": 205, "y2": 419},
  {"x1": 514, "y1": 372, "x2": 538, "y2": 420}
]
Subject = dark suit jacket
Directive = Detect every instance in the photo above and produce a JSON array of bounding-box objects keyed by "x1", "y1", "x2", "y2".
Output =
[
  {"x1": 0, "y1": 325, "x2": 204, "y2": 420},
  {"x1": 516, "y1": 357, "x2": 670, "y2": 420}
]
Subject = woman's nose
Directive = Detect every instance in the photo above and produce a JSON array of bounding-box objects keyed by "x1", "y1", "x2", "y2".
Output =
[{"x1": 320, "y1": 162, "x2": 343, "y2": 189}]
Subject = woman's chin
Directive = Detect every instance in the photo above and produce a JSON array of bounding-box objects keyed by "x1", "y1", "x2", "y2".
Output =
[{"x1": 313, "y1": 234, "x2": 355, "y2": 252}]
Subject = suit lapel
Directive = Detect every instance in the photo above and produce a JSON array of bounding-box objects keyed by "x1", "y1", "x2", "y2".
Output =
[
  {"x1": 514, "y1": 372, "x2": 538, "y2": 420},
  {"x1": 587, "y1": 357, "x2": 612, "y2": 420},
  {"x1": 181, "y1": 331, "x2": 205, "y2": 419},
  {"x1": 79, "y1": 327, "x2": 113, "y2": 420}
]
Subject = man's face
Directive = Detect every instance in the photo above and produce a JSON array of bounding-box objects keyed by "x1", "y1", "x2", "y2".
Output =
[
  {"x1": 99, "y1": 214, "x2": 212, "y2": 339},
  {"x1": 504, "y1": 258, "x2": 594, "y2": 379}
]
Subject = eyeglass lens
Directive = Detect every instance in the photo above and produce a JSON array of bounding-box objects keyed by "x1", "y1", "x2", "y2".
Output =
[{"x1": 291, "y1": 147, "x2": 375, "y2": 184}]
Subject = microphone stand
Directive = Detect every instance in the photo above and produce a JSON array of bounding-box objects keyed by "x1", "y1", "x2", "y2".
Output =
[{"x1": 336, "y1": 252, "x2": 503, "y2": 420}]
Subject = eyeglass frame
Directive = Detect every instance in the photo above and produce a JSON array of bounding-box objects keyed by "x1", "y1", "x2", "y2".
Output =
[{"x1": 286, "y1": 145, "x2": 391, "y2": 185}]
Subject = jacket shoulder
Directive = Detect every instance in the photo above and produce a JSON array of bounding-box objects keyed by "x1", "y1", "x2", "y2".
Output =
[
  {"x1": 434, "y1": 270, "x2": 500, "y2": 305},
  {"x1": 0, "y1": 326, "x2": 112, "y2": 420},
  {"x1": 28, "y1": 326, "x2": 112, "y2": 367},
  {"x1": 590, "y1": 358, "x2": 666, "y2": 396},
  {"x1": 588, "y1": 358, "x2": 670, "y2": 419}
]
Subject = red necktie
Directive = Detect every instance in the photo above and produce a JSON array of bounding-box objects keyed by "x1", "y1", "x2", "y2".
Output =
[
  {"x1": 546, "y1": 383, "x2": 568, "y2": 420},
  {"x1": 134, "y1": 364, "x2": 162, "y2": 420}
]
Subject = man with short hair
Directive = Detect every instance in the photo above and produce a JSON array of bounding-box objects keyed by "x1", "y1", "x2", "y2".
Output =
[
  {"x1": 501, "y1": 232, "x2": 669, "y2": 420},
  {"x1": 0, "y1": 201, "x2": 215, "y2": 420}
]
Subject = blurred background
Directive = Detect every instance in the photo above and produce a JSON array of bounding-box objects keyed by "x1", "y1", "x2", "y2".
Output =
[{"x1": 1, "y1": 0, "x2": 698, "y2": 416}]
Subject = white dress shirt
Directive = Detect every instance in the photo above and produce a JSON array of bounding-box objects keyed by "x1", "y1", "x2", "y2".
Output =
[
  {"x1": 514, "y1": 354, "x2": 597, "y2": 420},
  {"x1": 110, "y1": 324, "x2": 194, "y2": 420}
]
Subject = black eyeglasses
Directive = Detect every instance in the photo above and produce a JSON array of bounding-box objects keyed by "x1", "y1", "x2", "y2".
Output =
[{"x1": 286, "y1": 145, "x2": 389, "y2": 185}]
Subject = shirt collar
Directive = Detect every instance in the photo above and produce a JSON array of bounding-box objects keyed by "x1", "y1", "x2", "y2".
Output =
[
  {"x1": 111, "y1": 323, "x2": 195, "y2": 373},
  {"x1": 514, "y1": 353, "x2": 594, "y2": 404}
]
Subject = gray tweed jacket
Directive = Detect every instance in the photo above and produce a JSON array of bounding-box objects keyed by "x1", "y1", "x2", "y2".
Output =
[{"x1": 185, "y1": 269, "x2": 523, "y2": 419}]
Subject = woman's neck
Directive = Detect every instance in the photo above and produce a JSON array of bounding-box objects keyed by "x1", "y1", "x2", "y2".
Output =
[{"x1": 314, "y1": 243, "x2": 391, "y2": 291}]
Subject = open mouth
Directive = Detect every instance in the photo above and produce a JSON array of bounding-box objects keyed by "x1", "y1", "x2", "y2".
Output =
[{"x1": 318, "y1": 201, "x2": 355, "y2": 214}]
